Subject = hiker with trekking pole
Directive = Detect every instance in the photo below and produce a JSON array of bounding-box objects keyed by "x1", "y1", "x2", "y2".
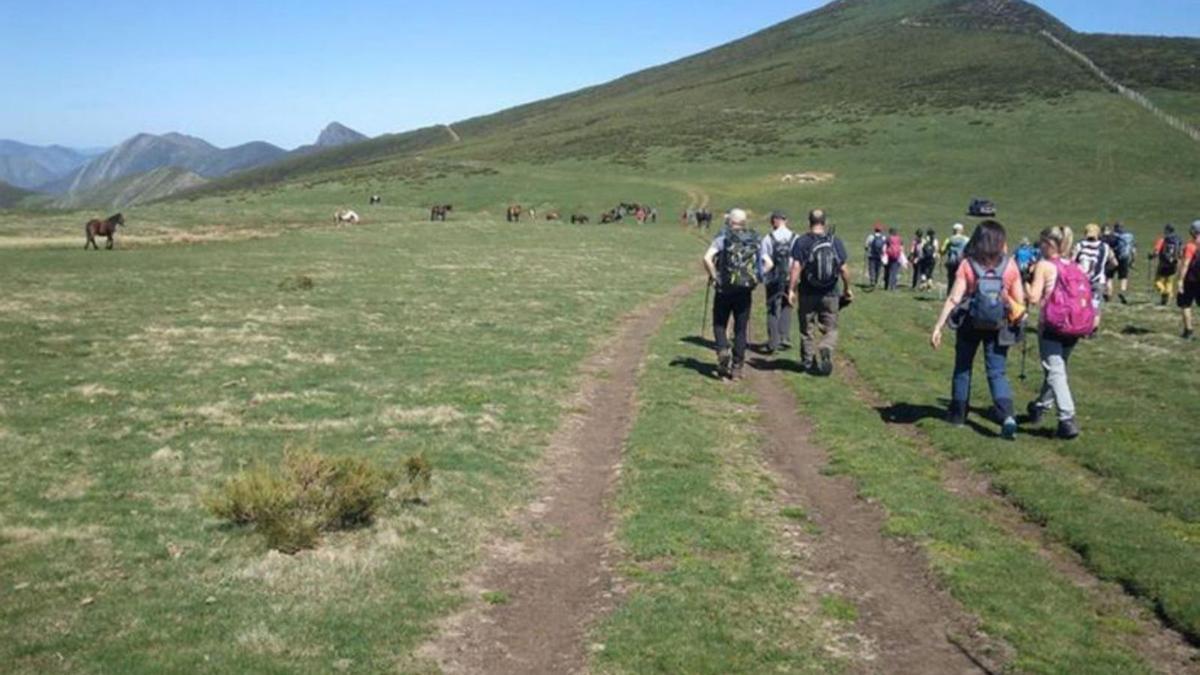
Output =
[{"x1": 703, "y1": 208, "x2": 769, "y2": 380}]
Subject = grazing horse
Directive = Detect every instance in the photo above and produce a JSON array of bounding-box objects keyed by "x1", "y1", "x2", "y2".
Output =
[
  {"x1": 545, "y1": 211, "x2": 560, "y2": 222},
  {"x1": 506, "y1": 205, "x2": 522, "y2": 223},
  {"x1": 430, "y1": 204, "x2": 453, "y2": 221},
  {"x1": 570, "y1": 214, "x2": 590, "y2": 224},
  {"x1": 84, "y1": 213, "x2": 124, "y2": 250},
  {"x1": 695, "y1": 209, "x2": 714, "y2": 230},
  {"x1": 369, "y1": 195, "x2": 382, "y2": 205},
  {"x1": 334, "y1": 209, "x2": 360, "y2": 225}
]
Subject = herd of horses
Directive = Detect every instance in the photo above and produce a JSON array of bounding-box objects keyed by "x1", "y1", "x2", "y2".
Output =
[{"x1": 78, "y1": 197, "x2": 663, "y2": 250}]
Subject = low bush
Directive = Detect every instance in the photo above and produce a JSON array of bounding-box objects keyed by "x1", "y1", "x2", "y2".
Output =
[
  {"x1": 278, "y1": 274, "x2": 315, "y2": 291},
  {"x1": 206, "y1": 449, "x2": 418, "y2": 553}
]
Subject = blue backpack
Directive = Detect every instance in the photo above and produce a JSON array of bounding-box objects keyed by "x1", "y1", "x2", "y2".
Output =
[{"x1": 967, "y1": 257, "x2": 1011, "y2": 331}]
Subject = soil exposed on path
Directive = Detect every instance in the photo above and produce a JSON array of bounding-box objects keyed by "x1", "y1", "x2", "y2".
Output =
[
  {"x1": 747, "y1": 366, "x2": 999, "y2": 675},
  {"x1": 419, "y1": 280, "x2": 696, "y2": 674}
]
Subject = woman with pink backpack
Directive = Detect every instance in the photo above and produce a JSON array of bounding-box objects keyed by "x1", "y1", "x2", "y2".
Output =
[{"x1": 1025, "y1": 226, "x2": 1097, "y2": 440}]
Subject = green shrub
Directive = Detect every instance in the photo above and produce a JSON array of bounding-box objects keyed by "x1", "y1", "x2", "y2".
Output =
[
  {"x1": 278, "y1": 274, "x2": 315, "y2": 291},
  {"x1": 206, "y1": 449, "x2": 402, "y2": 553},
  {"x1": 401, "y1": 454, "x2": 433, "y2": 503}
]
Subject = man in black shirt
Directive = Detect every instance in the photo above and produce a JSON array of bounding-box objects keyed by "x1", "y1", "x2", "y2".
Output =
[{"x1": 788, "y1": 209, "x2": 852, "y2": 376}]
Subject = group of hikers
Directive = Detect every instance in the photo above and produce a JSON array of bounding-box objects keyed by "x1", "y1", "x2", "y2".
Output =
[{"x1": 702, "y1": 210, "x2": 1200, "y2": 441}]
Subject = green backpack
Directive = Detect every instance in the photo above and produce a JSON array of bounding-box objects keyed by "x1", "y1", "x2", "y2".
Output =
[{"x1": 720, "y1": 228, "x2": 761, "y2": 290}]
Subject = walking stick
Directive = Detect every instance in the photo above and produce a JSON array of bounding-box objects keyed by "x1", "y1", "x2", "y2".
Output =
[
  {"x1": 700, "y1": 280, "x2": 712, "y2": 340},
  {"x1": 1019, "y1": 329, "x2": 1029, "y2": 382}
]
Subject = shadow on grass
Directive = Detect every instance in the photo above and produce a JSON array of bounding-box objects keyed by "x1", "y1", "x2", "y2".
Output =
[
  {"x1": 680, "y1": 335, "x2": 715, "y2": 350},
  {"x1": 1120, "y1": 325, "x2": 1154, "y2": 336},
  {"x1": 876, "y1": 401, "x2": 1005, "y2": 439},
  {"x1": 748, "y1": 357, "x2": 808, "y2": 373},
  {"x1": 669, "y1": 356, "x2": 719, "y2": 379}
]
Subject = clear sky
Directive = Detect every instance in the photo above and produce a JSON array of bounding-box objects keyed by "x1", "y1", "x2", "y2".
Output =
[{"x1": 1, "y1": 1, "x2": 1196, "y2": 149}]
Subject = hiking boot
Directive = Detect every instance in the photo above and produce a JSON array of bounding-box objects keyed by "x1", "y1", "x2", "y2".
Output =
[
  {"x1": 780, "y1": 342, "x2": 792, "y2": 352},
  {"x1": 1001, "y1": 417, "x2": 1019, "y2": 441},
  {"x1": 1026, "y1": 401, "x2": 1046, "y2": 426},
  {"x1": 1183, "y1": 329, "x2": 1195, "y2": 341},
  {"x1": 1161, "y1": 295, "x2": 1169, "y2": 307},
  {"x1": 1118, "y1": 293, "x2": 1128, "y2": 305},
  {"x1": 731, "y1": 365, "x2": 744, "y2": 381},
  {"x1": 1057, "y1": 417, "x2": 1080, "y2": 440},
  {"x1": 815, "y1": 348, "x2": 834, "y2": 377},
  {"x1": 717, "y1": 349, "x2": 732, "y2": 379},
  {"x1": 945, "y1": 401, "x2": 968, "y2": 427}
]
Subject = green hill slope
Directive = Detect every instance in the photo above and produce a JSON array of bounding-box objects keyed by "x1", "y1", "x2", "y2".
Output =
[
  {"x1": 58, "y1": 166, "x2": 207, "y2": 209},
  {"x1": 173, "y1": 0, "x2": 1199, "y2": 228},
  {"x1": 0, "y1": 180, "x2": 37, "y2": 209}
]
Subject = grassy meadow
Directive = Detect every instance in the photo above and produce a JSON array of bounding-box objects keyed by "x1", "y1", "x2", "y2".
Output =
[{"x1": 2, "y1": 76, "x2": 1199, "y2": 675}]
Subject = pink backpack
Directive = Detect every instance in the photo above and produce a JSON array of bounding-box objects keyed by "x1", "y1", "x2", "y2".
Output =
[{"x1": 1043, "y1": 259, "x2": 1096, "y2": 338}]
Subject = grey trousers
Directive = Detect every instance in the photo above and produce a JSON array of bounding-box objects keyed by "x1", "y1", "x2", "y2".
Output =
[
  {"x1": 1035, "y1": 333, "x2": 1078, "y2": 421},
  {"x1": 797, "y1": 293, "x2": 840, "y2": 365},
  {"x1": 765, "y1": 284, "x2": 793, "y2": 351}
]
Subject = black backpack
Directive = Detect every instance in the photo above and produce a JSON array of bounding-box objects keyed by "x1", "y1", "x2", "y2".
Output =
[
  {"x1": 770, "y1": 233, "x2": 796, "y2": 285},
  {"x1": 1160, "y1": 235, "x2": 1182, "y2": 275},
  {"x1": 719, "y1": 228, "x2": 761, "y2": 290},
  {"x1": 803, "y1": 235, "x2": 841, "y2": 290},
  {"x1": 868, "y1": 234, "x2": 886, "y2": 259},
  {"x1": 922, "y1": 238, "x2": 936, "y2": 261}
]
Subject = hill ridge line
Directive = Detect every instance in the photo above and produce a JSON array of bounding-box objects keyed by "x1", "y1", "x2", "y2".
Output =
[{"x1": 1041, "y1": 30, "x2": 1200, "y2": 144}]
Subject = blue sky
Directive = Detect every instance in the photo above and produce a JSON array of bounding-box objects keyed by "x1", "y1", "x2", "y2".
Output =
[{"x1": 1, "y1": 1, "x2": 1196, "y2": 149}]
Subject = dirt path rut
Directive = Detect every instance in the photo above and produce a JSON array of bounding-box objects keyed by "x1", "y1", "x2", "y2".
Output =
[
  {"x1": 419, "y1": 281, "x2": 696, "y2": 674},
  {"x1": 747, "y1": 367, "x2": 997, "y2": 674}
]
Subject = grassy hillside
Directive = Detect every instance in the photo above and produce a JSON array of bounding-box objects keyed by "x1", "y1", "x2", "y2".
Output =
[{"x1": 0, "y1": 181, "x2": 37, "y2": 209}]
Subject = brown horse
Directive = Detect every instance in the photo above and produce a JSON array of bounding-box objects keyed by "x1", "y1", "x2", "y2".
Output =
[
  {"x1": 506, "y1": 205, "x2": 522, "y2": 223},
  {"x1": 84, "y1": 213, "x2": 124, "y2": 250},
  {"x1": 544, "y1": 211, "x2": 560, "y2": 222},
  {"x1": 430, "y1": 204, "x2": 453, "y2": 221}
]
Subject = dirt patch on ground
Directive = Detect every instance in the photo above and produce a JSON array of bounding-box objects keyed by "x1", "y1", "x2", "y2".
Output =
[
  {"x1": 836, "y1": 356, "x2": 1200, "y2": 674},
  {"x1": 418, "y1": 280, "x2": 696, "y2": 674},
  {"x1": 746, "y1": 366, "x2": 1001, "y2": 674}
]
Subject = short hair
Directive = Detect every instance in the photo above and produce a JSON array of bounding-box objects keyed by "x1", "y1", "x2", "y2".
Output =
[
  {"x1": 1085, "y1": 223, "x2": 1101, "y2": 239},
  {"x1": 1165, "y1": 223, "x2": 1176, "y2": 234},
  {"x1": 809, "y1": 209, "x2": 826, "y2": 226}
]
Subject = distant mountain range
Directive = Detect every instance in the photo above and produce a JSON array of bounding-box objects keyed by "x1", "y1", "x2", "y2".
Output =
[
  {"x1": 0, "y1": 141, "x2": 101, "y2": 190},
  {"x1": 0, "y1": 122, "x2": 369, "y2": 209}
]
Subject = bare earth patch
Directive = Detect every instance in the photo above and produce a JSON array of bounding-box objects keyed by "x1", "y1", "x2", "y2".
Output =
[{"x1": 417, "y1": 280, "x2": 695, "y2": 674}]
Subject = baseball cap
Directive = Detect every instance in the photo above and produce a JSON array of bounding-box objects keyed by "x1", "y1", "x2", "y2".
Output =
[
  {"x1": 1191, "y1": 220, "x2": 1200, "y2": 235},
  {"x1": 952, "y1": 222, "x2": 964, "y2": 232},
  {"x1": 770, "y1": 210, "x2": 789, "y2": 221}
]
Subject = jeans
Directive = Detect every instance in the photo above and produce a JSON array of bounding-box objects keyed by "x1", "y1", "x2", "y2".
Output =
[
  {"x1": 797, "y1": 292, "x2": 840, "y2": 366},
  {"x1": 868, "y1": 257, "x2": 883, "y2": 287},
  {"x1": 946, "y1": 263, "x2": 960, "y2": 291},
  {"x1": 885, "y1": 261, "x2": 901, "y2": 290},
  {"x1": 764, "y1": 283, "x2": 792, "y2": 351},
  {"x1": 1035, "y1": 332, "x2": 1077, "y2": 421},
  {"x1": 713, "y1": 288, "x2": 753, "y2": 367},
  {"x1": 951, "y1": 325, "x2": 1014, "y2": 419}
]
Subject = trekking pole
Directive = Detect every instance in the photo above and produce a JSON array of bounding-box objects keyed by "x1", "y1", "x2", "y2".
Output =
[
  {"x1": 700, "y1": 280, "x2": 712, "y2": 340},
  {"x1": 1019, "y1": 331, "x2": 1029, "y2": 382}
]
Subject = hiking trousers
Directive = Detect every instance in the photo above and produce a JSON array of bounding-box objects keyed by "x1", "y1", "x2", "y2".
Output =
[
  {"x1": 713, "y1": 288, "x2": 753, "y2": 367},
  {"x1": 1034, "y1": 332, "x2": 1077, "y2": 421},
  {"x1": 868, "y1": 257, "x2": 883, "y2": 287},
  {"x1": 885, "y1": 261, "x2": 901, "y2": 290},
  {"x1": 951, "y1": 325, "x2": 1014, "y2": 419},
  {"x1": 765, "y1": 283, "x2": 792, "y2": 351},
  {"x1": 797, "y1": 293, "x2": 839, "y2": 367}
]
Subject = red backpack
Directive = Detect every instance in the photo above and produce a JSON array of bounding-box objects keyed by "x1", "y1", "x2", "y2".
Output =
[{"x1": 1043, "y1": 259, "x2": 1096, "y2": 338}]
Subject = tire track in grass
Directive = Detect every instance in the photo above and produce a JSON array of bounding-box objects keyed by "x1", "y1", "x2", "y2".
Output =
[
  {"x1": 835, "y1": 355, "x2": 1200, "y2": 674},
  {"x1": 746, "y1": 366, "x2": 998, "y2": 675},
  {"x1": 417, "y1": 280, "x2": 695, "y2": 674}
]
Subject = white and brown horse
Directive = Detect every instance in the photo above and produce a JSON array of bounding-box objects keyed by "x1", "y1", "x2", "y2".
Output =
[
  {"x1": 84, "y1": 213, "x2": 124, "y2": 250},
  {"x1": 334, "y1": 209, "x2": 360, "y2": 225}
]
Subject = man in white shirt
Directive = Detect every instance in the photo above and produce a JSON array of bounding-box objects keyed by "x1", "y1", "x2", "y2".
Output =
[{"x1": 760, "y1": 210, "x2": 796, "y2": 354}]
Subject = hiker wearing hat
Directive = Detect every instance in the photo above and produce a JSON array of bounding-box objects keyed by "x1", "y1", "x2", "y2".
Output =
[
  {"x1": 1071, "y1": 223, "x2": 1116, "y2": 314},
  {"x1": 760, "y1": 210, "x2": 796, "y2": 354},
  {"x1": 1176, "y1": 221, "x2": 1200, "y2": 340},
  {"x1": 704, "y1": 208, "x2": 768, "y2": 380},
  {"x1": 864, "y1": 224, "x2": 887, "y2": 288},
  {"x1": 787, "y1": 209, "x2": 852, "y2": 376},
  {"x1": 942, "y1": 223, "x2": 970, "y2": 291}
]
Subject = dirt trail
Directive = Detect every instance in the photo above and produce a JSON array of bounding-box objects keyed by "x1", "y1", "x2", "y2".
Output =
[
  {"x1": 444, "y1": 124, "x2": 462, "y2": 143},
  {"x1": 746, "y1": 367, "x2": 998, "y2": 675},
  {"x1": 419, "y1": 280, "x2": 696, "y2": 675},
  {"x1": 836, "y1": 357, "x2": 1200, "y2": 674}
]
